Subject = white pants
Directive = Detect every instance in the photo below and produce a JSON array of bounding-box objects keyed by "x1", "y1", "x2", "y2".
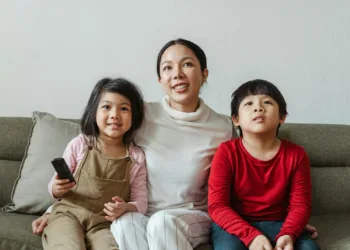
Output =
[{"x1": 110, "y1": 208, "x2": 212, "y2": 250}]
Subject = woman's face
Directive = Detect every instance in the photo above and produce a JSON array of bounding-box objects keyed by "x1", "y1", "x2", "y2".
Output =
[{"x1": 158, "y1": 44, "x2": 208, "y2": 113}]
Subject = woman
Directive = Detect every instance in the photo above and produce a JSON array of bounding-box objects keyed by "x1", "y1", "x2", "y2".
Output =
[{"x1": 33, "y1": 38, "x2": 317, "y2": 250}]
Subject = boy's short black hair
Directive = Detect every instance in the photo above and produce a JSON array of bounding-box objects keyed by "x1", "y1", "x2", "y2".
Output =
[
  {"x1": 230, "y1": 79, "x2": 288, "y2": 136},
  {"x1": 156, "y1": 38, "x2": 207, "y2": 78},
  {"x1": 81, "y1": 77, "x2": 144, "y2": 145}
]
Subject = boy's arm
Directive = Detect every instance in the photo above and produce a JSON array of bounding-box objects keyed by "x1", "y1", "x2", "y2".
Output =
[
  {"x1": 276, "y1": 150, "x2": 312, "y2": 242},
  {"x1": 208, "y1": 143, "x2": 262, "y2": 247}
]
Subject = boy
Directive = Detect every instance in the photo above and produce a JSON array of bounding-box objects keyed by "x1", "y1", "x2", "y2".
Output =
[{"x1": 208, "y1": 79, "x2": 319, "y2": 250}]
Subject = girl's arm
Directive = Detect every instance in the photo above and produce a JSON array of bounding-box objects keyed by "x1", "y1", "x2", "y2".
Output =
[
  {"x1": 208, "y1": 143, "x2": 262, "y2": 247},
  {"x1": 128, "y1": 144, "x2": 148, "y2": 214},
  {"x1": 276, "y1": 150, "x2": 312, "y2": 242},
  {"x1": 48, "y1": 135, "x2": 84, "y2": 197}
]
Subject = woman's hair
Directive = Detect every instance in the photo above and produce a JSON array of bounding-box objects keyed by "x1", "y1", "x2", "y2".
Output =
[
  {"x1": 156, "y1": 38, "x2": 207, "y2": 78},
  {"x1": 230, "y1": 79, "x2": 288, "y2": 136},
  {"x1": 81, "y1": 77, "x2": 144, "y2": 145}
]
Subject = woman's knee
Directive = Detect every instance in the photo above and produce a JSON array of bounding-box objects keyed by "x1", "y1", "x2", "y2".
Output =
[
  {"x1": 111, "y1": 212, "x2": 138, "y2": 233},
  {"x1": 211, "y1": 223, "x2": 247, "y2": 250}
]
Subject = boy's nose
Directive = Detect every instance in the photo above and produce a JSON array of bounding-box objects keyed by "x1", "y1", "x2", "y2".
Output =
[{"x1": 254, "y1": 107, "x2": 264, "y2": 112}]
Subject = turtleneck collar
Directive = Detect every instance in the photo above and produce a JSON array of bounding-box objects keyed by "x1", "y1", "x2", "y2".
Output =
[{"x1": 161, "y1": 95, "x2": 210, "y2": 122}]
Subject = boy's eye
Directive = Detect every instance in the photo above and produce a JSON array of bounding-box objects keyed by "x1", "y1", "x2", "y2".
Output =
[
  {"x1": 183, "y1": 62, "x2": 193, "y2": 67},
  {"x1": 244, "y1": 101, "x2": 253, "y2": 106}
]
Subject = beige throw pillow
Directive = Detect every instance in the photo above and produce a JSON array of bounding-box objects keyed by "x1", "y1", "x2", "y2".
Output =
[{"x1": 3, "y1": 111, "x2": 80, "y2": 214}]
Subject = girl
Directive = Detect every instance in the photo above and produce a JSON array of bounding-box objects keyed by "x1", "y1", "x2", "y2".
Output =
[{"x1": 42, "y1": 78, "x2": 147, "y2": 250}]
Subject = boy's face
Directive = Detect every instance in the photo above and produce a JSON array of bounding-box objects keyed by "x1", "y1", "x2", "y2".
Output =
[{"x1": 232, "y1": 94, "x2": 286, "y2": 136}]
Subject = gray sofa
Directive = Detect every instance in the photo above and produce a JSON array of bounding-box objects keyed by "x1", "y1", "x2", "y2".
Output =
[{"x1": 1, "y1": 117, "x2": 349, "y2": 250}]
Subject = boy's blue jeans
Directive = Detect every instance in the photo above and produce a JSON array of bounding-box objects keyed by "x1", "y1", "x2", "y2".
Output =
[{"x1": 211, "y1": 221, "x2": 320, "y2": 250}]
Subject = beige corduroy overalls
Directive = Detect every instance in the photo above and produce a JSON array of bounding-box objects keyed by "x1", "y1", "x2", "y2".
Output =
[{"x1": 43, "y1": 145, "x2": 132, "y2": 250}]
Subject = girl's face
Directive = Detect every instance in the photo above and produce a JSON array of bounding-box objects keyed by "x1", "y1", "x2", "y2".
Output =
[
  {"x1": 96, "y1": 92, "x2": 132, "y2": 142},
  {"x1": 158, "y1": 44, "x2": 208, "y2": 113}
]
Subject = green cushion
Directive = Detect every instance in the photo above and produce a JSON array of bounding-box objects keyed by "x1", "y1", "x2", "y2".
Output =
[
  {"x1": 0, "y1": 160, "x2": 21, "y2": 207},
  {"x1": 0, "y1": 117, "x2": 32, "y2": 161}
]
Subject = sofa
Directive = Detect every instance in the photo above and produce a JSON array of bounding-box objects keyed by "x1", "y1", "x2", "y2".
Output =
[{"x1": 0, "y1": 116, "x2": 349, "y2": 250}]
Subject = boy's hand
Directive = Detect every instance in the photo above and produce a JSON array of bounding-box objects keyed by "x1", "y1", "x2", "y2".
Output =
[
  {"x1": 32, "y1": 213, "x2": 50, "y2": 235},
  {"x1": 305, "y1": 224, "x2": 318, "y2": 239},
  {"x1": 249, "y1": 235, "x2": 273, "y2": 250},
  {"x1": 275, "y1": 235, "x2": 293, "y2": 250},
  {"x1": 104, "y1": 196, "x2": 127, "y2": 221},
  {"x1": 52, "y1": 175, "x2": 75, "y2": 198}
]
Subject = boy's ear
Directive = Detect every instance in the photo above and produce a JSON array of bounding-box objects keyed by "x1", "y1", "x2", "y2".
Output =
[
  {"x1": 231, "y1": 115, "x2": 240, "y2": 126},
  {"x1": 279, "y1": 115, "x2": 287, "y2": 124}
]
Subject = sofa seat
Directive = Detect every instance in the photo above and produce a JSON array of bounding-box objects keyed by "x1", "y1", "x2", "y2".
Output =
[
  {"x1": 310, "y1": 213, "x2": 350, "y2": 249},
  {"x1": 0, "y1": 211, "x2": 41, "y2": 250}
]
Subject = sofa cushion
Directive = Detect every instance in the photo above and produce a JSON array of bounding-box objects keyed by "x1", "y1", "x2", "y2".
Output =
[
  {"x1": 0, "y1": 117, "x2": 32, "y2": 161},
  {"x1": 0, "y1": 160, "x2": 21, "y2": 207},
  {"x1": 0, "y1": 211, "x2": 42, "y2": 250},
  {"x1": 279, "y1": 123, "x2": 350, "y2": 167},
  {"x1": 310, "y1": 213, "x2": 350, "y2": 249},
  {"x1": 311, "y1": 167, "x2": 350, "y2": 215},
  {"x1": 2, "y1": 112, "x2": 80, "y2": 215}
]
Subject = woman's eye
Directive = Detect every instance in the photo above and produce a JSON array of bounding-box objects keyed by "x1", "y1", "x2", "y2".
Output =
[{"x1": 163, "y1": 65, "x2": 171, "y2": 71}]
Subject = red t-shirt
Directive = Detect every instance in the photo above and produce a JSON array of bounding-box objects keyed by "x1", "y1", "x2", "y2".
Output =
[{"x1": 208, "y1": 138, "x2": 312, "y2": 246}]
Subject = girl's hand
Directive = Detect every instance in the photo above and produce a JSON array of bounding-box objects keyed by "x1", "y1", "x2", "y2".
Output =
[
  {"x1": 274, "y1": 235, "x2": 293, "y2": 250},
  {"x1": 305, "y1": 224, "x2": 318, "y2": 239},
  {"x1": 32, "y1": 213, "x2": 50, "y2": 235},
  {"x1": 52, "y1": 175, "x2": 75, "y2": 198},
  {"x1": 104, "y1": 196, "x2": 127, "y2": 221},
  {"x1": 249, "y1": 235, "x2": 273, "y2": 250}
]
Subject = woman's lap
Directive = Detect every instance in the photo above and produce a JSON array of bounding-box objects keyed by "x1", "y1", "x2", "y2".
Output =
[{"x1": 111, "y1": 209, "x2": 212, "y2": 250}]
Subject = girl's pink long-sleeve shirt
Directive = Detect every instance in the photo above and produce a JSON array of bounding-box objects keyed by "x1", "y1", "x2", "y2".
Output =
[{"x1": 48, "y1": 134, "x2": 148, "y2": 214}]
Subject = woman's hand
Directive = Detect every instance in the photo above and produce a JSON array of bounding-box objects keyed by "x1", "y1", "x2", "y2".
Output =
[
  {"x1": 249, "y1": 235, "x2": 273, "y2": 250},
  {"x1": 32, "y1": 213, "x2": 50, "y2": 235},
  {"x1": 274, "y1": 235, "x2": 293, "y2": 250},
  {"x1": 52, "y1": 175, "x2": 75, "y2": 198}
]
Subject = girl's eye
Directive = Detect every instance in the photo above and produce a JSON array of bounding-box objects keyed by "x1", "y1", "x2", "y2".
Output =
[
  {"x1": 102, "y1": 105, "x2": 110, "y2": 110},
  {"x1": 121, "y1": 107, "x2": 129, "y2": 111},
  {"x1": 244, "y1": 102, "x2": 253, "y2": 106},
  {"x1": 264, "y1": 100, "x2": 272, "y2": 104},
  {"x1": 184, "y1": 62, "x2": 193, "y2": 67}
]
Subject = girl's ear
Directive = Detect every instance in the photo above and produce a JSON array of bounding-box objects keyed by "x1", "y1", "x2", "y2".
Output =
[{"x1": 232, "y1": 115, "x2": 239, "y2": 126}]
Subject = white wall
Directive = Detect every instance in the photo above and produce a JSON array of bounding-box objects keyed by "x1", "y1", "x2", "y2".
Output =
[{"x1": 1, "y1": 0, "x2": 349, "y2": 124}]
